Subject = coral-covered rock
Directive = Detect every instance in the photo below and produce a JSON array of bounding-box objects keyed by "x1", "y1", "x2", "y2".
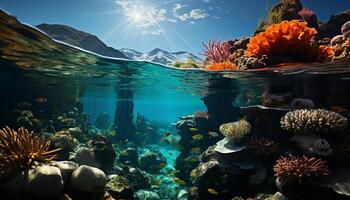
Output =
[
  {"x1": 290, "y1": 98, "x2": 314, "y2": 109},
  {"x1": 119, "y1": 147, "x2": 139, "y2": 167},
  {"x1": 71, "y1": 165, "x2": 107, "y2": 193},
  {"x1": 236, "y1": 55, "x2": 268, "y2": 70},
  {"x1": 50, "y1": 161, "x2": 79, "y2": 183},
  {"x1": 319, "y1": 10, "x2": 350, "y2": 39},
  {"x1": 330, "y1": 35, "x2": 345, "y2": 47},
  {"x1": 51, "y1": 134, "x2": 79, "y2": 160},
  {"x1": 139, "y1": 150, "x2": 166, "y2": 173},
  {"x1": 86, "y1": 136, "x2": 116, "y2": 171},
  {"x1": 342, "y1": 21, "x2": 350, "y2": 39},
  {"x1": 106, "y1": 174, "x2": 134, "y2": 200},
  {"x1": 73, "y1": 147, "x2": 101, "y2": 169},
  {"x1": 134, "y1": 190, "x2": 160, "y2": 200}
]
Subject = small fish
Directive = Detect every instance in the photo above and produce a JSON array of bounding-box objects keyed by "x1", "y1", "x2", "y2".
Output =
[
  {"x1": 189, "y1": 128, "x2": 198, "y2": 132},
  {"x1": 151, "y1": 180, "x2": 161, "y2": 186},
  {"x1": 146, "y1": 126, "x2": 153, "y2": 130},
  {"x1": 207, "y1": 188, "x2": 219, "y2": 195},
  {"x1": 192, "y1": 134, "x2": 204, "y2": 141},
  {"x1": 159, "y1": 162, "x2": 166, "y2": 167},
  {"x1": 135, "y1": 132, "x2": 141, "y2": 135},
  {"x1": 162, "y1": 138, "x2": 170, "y2": 144},
  {"x1": 208, "y1": 132, "x2": 219, "y2": 138},
  {"x1": 167, "y1": 152, "x2": 173, "y2": 156},
  {"x1": 163, "y1": 132, "x2": 171, "y2": 137},
  {"x1": 190, "y1": 147, "x2": 201, "y2": 154},
  {"x1": 35, "y1": 97, "x2": 48, "y2": 104},
  {"x1": 173, "y1": 178, "x2": 186, "y2": 185}
]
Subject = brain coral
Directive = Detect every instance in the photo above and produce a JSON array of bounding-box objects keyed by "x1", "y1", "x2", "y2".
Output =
[
  {"x1": 247, "y1": 20, "x2": 319, "y2": 61},
  {"x1": 219, "y1": 119, "x2": 252, "y2": 142},
  {"x1": 280, "y1": 109, "x2": 348, "y2": 134}
]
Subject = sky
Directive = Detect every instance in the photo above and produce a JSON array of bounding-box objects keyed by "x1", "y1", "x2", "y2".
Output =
[{"x1": 0, "y1": 0, "x2": 349, "y2": 55}]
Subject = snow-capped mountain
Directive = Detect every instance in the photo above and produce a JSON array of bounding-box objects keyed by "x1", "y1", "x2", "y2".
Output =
[{"x1": 120, "y1": 48, "x2": 202, "y2": 66}]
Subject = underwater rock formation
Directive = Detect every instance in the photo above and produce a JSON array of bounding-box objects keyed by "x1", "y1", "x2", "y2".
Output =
[
  {"x1": 139, "y1": 150, "x2": 167, "y2": 174},
  {"x1": 86, "y1": 136, "x2": 116, "y2": 172},
  {"x1": 106, "y1": 174, "x2": 134, "y2": 200},
  {"x1": 71, "y1": 165, "x2": 107, "y2": 193},
  {"x1": 280, "y1": 109, "x2": 348, "y2": 134},
  {"x1": 319, "y1": 10, "x2": 350, "y2": 39},
  {"x1": 134, "y1": 190, "x2": 160, "y2": 200},
  {"x1": 298, "y1": 7, "x2": 318, "y2": 29}
]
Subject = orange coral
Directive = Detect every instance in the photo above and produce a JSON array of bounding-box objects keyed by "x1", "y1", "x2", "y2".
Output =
[
  {"x1": 206, "y1": 62, "x2": 239, "y2": 71},
  {"x1": 247, "y1": 20, "x2": 317, "y2": 59}
]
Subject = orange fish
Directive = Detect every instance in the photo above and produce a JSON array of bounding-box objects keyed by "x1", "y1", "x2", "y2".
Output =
[
  {"x1": 159, "y1": 163, "x2": 166, "y2": 167},
  {"x1": 35, "y1": 97, "x2": 47, "y2": 104}
]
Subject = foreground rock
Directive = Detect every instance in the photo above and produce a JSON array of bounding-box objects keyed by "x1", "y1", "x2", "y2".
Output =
[{"x1": 71, "y1": 165, "x2": 107, "y2": 193}]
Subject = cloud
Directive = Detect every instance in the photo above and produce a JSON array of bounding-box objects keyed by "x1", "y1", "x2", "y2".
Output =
[
  {"x1": 115, "y1": 0, "x2": 168, "y2": 28},
  {"x1": 142, "y1": 29, "x2": 164, "y2": 35},
  {"x1": 177, "y1": 9, "x2": 209, "y2": 21}
]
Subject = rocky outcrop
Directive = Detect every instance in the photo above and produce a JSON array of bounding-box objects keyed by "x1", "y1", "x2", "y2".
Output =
[{"x1": 319, "y1": 10, "x2": 350, "y2": 39}]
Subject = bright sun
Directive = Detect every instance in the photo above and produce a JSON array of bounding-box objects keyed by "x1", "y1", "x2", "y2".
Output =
[{"x1": 130, "y1": 8, "x2": 144, "y2": 24}]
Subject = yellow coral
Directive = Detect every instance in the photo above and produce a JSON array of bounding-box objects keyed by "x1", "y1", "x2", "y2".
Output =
[
  {"x1": 219, "y1": 119, "x2": 252, "y2": 142},
  {"x1": 247, "y1": 20, "x2": 317, "y2": 59},
  {"x1": 206, "y1": 62, "x2": 239, "y2": 71},
  {"x1": 0, "y1": 126, "x2": 61, "y2": 177}
]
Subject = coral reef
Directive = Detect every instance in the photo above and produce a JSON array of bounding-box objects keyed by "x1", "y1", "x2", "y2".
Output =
[
  {"x1": 280, "y1": 109, "x2": 348, "y2": 134},
  {"x1": 308, "y1": 139, "x2": 332, "y2": 156},
  {"x1": 342, "y1": 21, "x2": 350, "y2": 39},
  {"x1": 247, "y1": 20, "x2": 320, "y2": 63},
  {"x1": 205, "y1": 62, "x2": 238, "y2": 71},
  {"x1": 273, "y1": 155, "x2": 329, "y2": 183},
  {"x1": 202, "y1": 40, "x2": 232, "y2": 63},
  {"x1": 219, "y1": 119, "x2": 252, "y2": 142},
  {"x1": 236, "y1": 55, "x2": 268, "y2": 70},
  {"x1": 0, "y1": 126, "x2": 60, "y2": 177}
]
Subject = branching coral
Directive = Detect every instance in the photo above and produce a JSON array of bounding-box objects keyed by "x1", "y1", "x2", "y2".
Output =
[
  {"x1": 280, "y1": 109, "x2": 348, "y2": 134},
  {"x1": 219, "y1": 119, "x2": 252, "y2": 142},
  {"x1": 273, "y1": 155, "x2": 329, "y2": 183},
  {"x1": 0, "y1": 126, "x2": 61, "y2": 177},
  {"x1": 202, "y1": 40, "x2": 232, "y2": 63},
  {"x1": 247, "y1": 20, "x2": 318, "y2": 61},
  {"x1": 206, "y1": 62, "x2": 238, "y2": 71},
  {"x1": 246, "y1": 137, "x2": 279, "y2": 155}
]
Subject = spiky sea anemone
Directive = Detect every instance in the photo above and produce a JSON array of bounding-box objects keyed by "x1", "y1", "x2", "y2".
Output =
[
  {"x1": 0, "y1": 126, "x2": 61, "y2": 177},
  {"x1": 219, "y1": 119, "x2": 252, "y2": 142},
  {"x1": 202, "y1": 40, "x2": 232, "y2": 63},
  {"x1": 280, "y1": 109, "x2": 348, "y2": 134},
  {"x1": 273, "y1": 155, "x2": 329, "y2": 183}
]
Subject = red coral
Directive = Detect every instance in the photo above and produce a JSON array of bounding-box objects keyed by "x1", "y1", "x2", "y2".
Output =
[
  {"x1": 273, "y1": 155, "x2": 329, "y2": 183},
  {"x1": 202, "y1": 40, "x2": 232, "y2": 63},
  {"x1": 246, "y1": 20, "x2": 317, "y2": 60},
  {"x1": 246, "y1": 137, "x2": 279, "y2": 155}
]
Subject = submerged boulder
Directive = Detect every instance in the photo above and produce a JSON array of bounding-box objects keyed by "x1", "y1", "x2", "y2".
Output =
[
  {"x1": 106, "y1": 174, "x2": 134, "y2": 200},
  {"x1": 71, "y1": 165, "x2": 107, "y2": 193}
]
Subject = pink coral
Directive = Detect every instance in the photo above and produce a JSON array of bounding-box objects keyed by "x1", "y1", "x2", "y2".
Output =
[
  {"x1": 202, "y1": 40, "x2": 232, "y2": 63},
  {"x1": 298, "y1": 8, "x2": 316, "y2": 25}
]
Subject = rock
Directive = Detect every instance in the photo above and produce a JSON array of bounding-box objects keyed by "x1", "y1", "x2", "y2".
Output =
[
  {"x1": 265, "y1": 192, "x2": 288, "y2": 200},
  {"x1": 26, "y1": 165, "x2": 64, "y2": 197},
  {"x1": 71, "y1": 165, "x2": 107, "y2": 193},
  {"x1": 50, "y1": 161, "x2": 79, "y2": 183},
  {"x1": 134, "y1": 190, "x2": 160, "y2": 200},
  {"x1": 290, "y1": 98, "x2": 315, "y2": 109},
  {"x1": 139, "y1": 150, "x2": 166, "y2": 173},
  {"x1": 106, "y1": 174, "x2": 134, "y2": 200},
  {"x1": 330, "y1": 35, "x2": 345, "y2": 47},
  {"x1": 58, "y1": 194, "x2": 73, "y2": 200},
  {"x1": 177, "y1": 189, "x2": 189, "y2": 200},
  {"x1": 262, "y1": 92, "x2": 285, "y2": 108},
  {"x1": 119, "y1": 147, "x2": 139, "y2": 166},
  {"x1": 86, "y1": 136, "x2": 116, "y2": 171},
  {"x1": 214, "y1": 138, "x2": 246, "y2": 154},
  {"x1": 74, "y1": 147, "x2": 101, "y2": 169},
  {"x1": 122, "y1": 166, "x2": 151, "y2": 190},
  {"x1": 68, "y1": 127, "x2": 82, "y2": 137},
  {"x1": 319, "y1": 10, "x2": 350, "y2": 39},
  {"x1": 228, "y1": 37, "x2": 250, "y2": 53}
]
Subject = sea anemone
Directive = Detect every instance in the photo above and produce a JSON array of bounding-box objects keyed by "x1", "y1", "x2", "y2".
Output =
[
  {"x1": 246, "y1": 20, "x2": 318, "y2": 61},
  {"x1": 219, "y1": 119, "x2": 252, "y2": 142},
  {"x1": 273, "y1": 155, "x2": 329, "y2": 183},
  {"x1": 246, "y1": 137, "x2": 279, "y2": 155},
  {"x1": 0, "y1": 126, "x2": 61, "y2": 177},
  {"x1": 202, "y1": 40, "x2": 232, "y2": 63},
  {"x1": 280, "y1": 109, "x2": 348, "y2": 134},
  {"x1": 206, "y1": 62, "x2": 239, "y2": 71}
]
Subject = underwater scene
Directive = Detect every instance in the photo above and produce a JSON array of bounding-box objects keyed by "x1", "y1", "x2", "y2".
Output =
[{"x1": 0, "y1": 0, "x2": 350, "y2": 200}]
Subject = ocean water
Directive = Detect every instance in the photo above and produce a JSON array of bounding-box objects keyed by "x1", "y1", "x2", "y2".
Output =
[{"x1": 1, "y1": 9, "x2": 350, "y2": 200}]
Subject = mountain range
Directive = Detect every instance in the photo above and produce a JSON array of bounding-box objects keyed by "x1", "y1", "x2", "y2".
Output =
[{"x1": 36, "y1": 23, "x2": 201, "y2": 65}]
